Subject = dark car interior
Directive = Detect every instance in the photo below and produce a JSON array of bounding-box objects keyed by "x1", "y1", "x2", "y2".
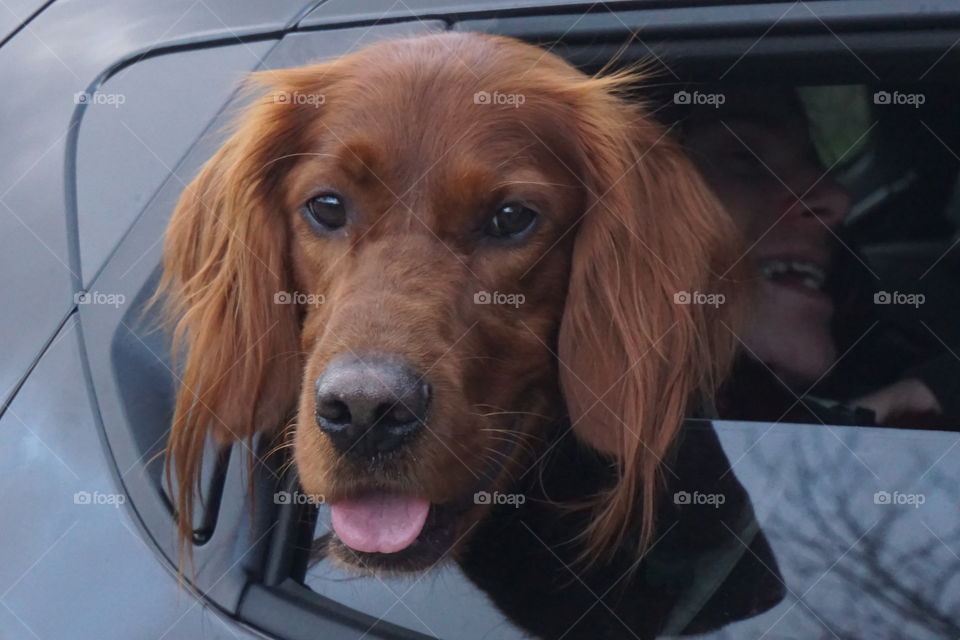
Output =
[
  {"x1": 522, "y1": 6, "x2": 960, "y2": 434},
  {"x1": 819, "y1": 84, "x2": 960, "y2": 413},
  {"x1": 78, "y1": 3, "x2": 960, "y2": 639},
  {"x1": 671, "y1": 80, "x2": 960, "y2": 430}
]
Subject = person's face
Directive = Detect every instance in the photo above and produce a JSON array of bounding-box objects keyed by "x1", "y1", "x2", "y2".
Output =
[{"x1": 684, "y1": 92, "x2": 852, "y2": 387}]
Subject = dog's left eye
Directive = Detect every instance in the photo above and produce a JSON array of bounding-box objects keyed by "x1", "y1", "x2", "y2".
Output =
[
  {"x1": 302, "y1": 193, "x2": 347, "y2": 231},
  {"x1": 486, "y1": 203, "x2": 537, "y2": 239}
]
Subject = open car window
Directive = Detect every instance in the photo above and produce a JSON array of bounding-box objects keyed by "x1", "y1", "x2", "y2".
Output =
[{"x1": 288, "y1": 12, "x2": 960, "y2": 640}]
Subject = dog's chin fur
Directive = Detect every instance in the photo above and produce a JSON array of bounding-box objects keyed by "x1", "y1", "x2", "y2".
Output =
[{"x1": 326, "y1": 541, "x2": 443, "y2": 575}]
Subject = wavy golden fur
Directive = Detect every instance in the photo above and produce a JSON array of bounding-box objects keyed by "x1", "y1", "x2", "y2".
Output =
[{"x1": 159, "y1": 32, "x2": 743, "y2": 571}]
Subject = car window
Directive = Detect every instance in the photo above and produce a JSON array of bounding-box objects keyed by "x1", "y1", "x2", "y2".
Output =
[
  {"x1": 77, "y1": 42, "x2": 273, "y2": 281},
  {"x1": 696, "y1": 420, "x2": 959, "y2": 638}
]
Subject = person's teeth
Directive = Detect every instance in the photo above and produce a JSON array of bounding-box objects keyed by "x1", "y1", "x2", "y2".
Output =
[
  {"x1": 788, "y1": 261, "x2": 825, "y2": 282},
  {"x1": 760, "y1": 260, "x2": 788, "y2": 278},
  {"x1": 760, "y1": 259, "x2": 826, "y2": 289}
]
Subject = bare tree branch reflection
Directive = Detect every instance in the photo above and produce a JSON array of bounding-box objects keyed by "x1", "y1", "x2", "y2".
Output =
[{"x1": 737, "y1": 426, "x2": 960, "y2": 639}]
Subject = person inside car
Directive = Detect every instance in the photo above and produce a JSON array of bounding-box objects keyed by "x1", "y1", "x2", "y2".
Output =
[{"x1": 677, "y1": 86, "x2": 952, "y2": 428}]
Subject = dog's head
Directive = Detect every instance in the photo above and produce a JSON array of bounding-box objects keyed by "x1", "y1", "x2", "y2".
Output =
[{"x1": 160, "y1": 32, "x2": 742, "y2": 572}]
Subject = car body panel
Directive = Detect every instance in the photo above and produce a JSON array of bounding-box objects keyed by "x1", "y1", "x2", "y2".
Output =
[
  {"x1": 0, "y1": 315, "x2": 266, "y2": 639},
  {"x1": 0, "y1": 0, "x2": 320, "y2": 418},
  {"x1": 0, "y1": 0, "x2": 50, "y2": 45}
]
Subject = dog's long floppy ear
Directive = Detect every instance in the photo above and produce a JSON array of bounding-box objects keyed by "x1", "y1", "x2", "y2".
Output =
[
  {"x1": 558, "y1": 76, "x2": 745, "y2": 560},
  {"x1": 157, "y1": 67, "x2": 336, "y2": 548}
]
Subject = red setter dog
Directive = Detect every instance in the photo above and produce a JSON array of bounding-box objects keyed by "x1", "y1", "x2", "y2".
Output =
[{"x1": 160, "y1": 32, "x2": 742, "y2": 579}]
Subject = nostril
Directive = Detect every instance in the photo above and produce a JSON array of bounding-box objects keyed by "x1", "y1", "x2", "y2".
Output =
[
  {"x1": 378, "y1": 402, "x2": 418, "y2": 429},
  {"x1": 317, "y1": 398, "x2": 351, "y2": 426}
]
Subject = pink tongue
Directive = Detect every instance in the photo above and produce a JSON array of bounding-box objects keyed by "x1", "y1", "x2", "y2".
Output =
[{"x1": 331, "y1": 493, "x2": 430, "y2": 554}]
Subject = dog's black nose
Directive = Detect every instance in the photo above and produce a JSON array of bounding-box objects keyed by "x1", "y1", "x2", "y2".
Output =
[{"x1": 315, "y1": 356, "x2": 429, "y2": 457}]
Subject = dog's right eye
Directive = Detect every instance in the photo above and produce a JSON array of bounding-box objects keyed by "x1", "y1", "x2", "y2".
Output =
[
  {"x1": 486, "y1": 203, "x2": 538, "y2": 240},
  {"x1": 302, "y1": 193, "x2": 347, "y2": 231}
]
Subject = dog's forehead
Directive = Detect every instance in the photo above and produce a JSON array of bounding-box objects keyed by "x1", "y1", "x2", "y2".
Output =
[
  {"x1": 303, "y1": 36, "x2": 581, "y2": 159},
  {"x1": 308, "y1": 86, "x2": 580, "y2": 191}
]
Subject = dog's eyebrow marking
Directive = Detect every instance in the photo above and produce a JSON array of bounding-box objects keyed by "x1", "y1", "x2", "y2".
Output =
[
  {"x1": 260, "y1": 152, "x2": 338, "y2": 173},
  {"x1": 333, "y1": 141, "x2": 383, "y2": 185},
  {"x1": 493, "y1": 179, "x2": 572, "y2": 189},
  {"x1": 490, "y1": 141, "x2": 538, "y2": 172}
]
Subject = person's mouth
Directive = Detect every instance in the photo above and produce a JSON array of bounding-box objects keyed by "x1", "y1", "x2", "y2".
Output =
[{"x1": 758, "y1": 258, "x2": 827, "y2": 294}]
